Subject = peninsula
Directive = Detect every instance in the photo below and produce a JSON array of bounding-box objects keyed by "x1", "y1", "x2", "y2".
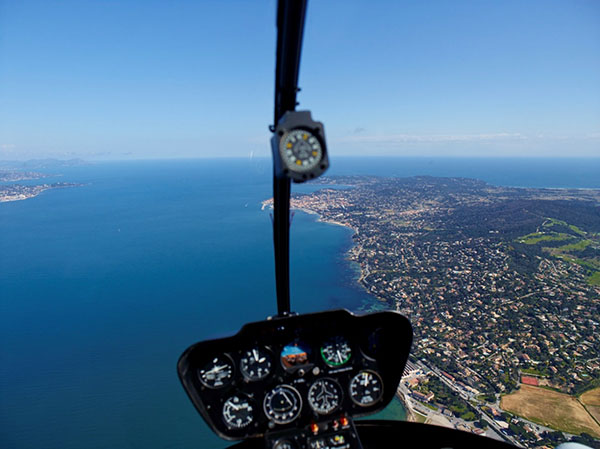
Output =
[
  {"x1": 265, "y1": 176, "x2": 600, "y2": 447},
  {"x1": 0, "y1": 170, "x2": 81, "y2": 203}
]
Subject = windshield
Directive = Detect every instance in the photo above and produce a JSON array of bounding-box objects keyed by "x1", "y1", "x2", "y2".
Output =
[{"x1": 1, "y1": 1, "x2": 599, "y2": 449}]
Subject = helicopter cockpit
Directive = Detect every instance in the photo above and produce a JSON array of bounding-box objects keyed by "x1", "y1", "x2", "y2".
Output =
[
  {"x1": 2, "y1": 1, "x2": 598, "y2": 448},
  {"x1": 179, "y1": 310, "x2": 411, "y2": 449},
  {"x1": 176, "y1": 2, "x2": 521, "y2": 448}
]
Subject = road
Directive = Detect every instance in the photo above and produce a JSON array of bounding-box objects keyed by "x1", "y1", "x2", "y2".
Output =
[{"x1": 415, "y1": 360, "x2": 523, "y2": 447}]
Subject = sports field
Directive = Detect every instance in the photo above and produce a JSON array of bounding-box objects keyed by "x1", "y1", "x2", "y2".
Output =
[{"x1": 501, "y1": 385, "x2": 600, "y2": 437}]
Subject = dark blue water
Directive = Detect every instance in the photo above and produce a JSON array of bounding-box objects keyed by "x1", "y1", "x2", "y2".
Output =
[
  {"x1": 0, "y1": 159, "x2": 378, "y2": 449},
  {"x1": 326, "y1": 157, "x2": 600, "y2": 189},
  {"x1": 1, "y1": 157, "x2": 598, "y2": 449}
]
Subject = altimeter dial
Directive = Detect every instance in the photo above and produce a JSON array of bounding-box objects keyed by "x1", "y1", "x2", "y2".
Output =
[
  {"x1": 308, "y1": 378, "x2": 342, "y2": 415},
  {"x1": 321, "y1": 336, "x2": 352, "y2": 367},
  {"x1": 240, "y1": 347, "x2": 272, "y2": 381},
  {"x1": 198, "y1": 355, "x2": 234, "y2": 389},
  {"x1": 222, "y1": 395, "x2": 254, "y2": 429},
  {"x1": 349, "y1": 370, "x2": 383, "y2": 407},
  {"x1": 279, "y1": 129, "x2": 323, "y2": 173},
  {"x1": 263, "y1": 384, "x2": 302, "y2": 424}
]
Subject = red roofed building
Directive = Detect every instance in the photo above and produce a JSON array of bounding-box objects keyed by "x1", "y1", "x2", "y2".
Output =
[
  {"x1": 440, "y1": 370, "x2": 455, "y2": 382},
  {"x1": 521, "y1": 376, "x2": 539, "y2": 386}
]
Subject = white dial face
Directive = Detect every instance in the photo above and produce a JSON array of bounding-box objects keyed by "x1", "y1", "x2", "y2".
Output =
[
  {"x1": 263, "y1": 384, "x2": 302, "y2": 424},
  {"x1": 222, "y1": 395, "x2": 254, "y2": 429},
  {"x1": 279, "y1": 129, "x2": 322, "y2": 173},
  {"x1": 308, "y1": 378, "x2": 342, "y2": 414}
]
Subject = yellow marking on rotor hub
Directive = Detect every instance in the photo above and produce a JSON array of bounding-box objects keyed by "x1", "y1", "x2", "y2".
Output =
[
  {"x1": 296, "y1": 160, "x2": 302, "y2": 165},
  {"x1": 303, "y1": 133, "x2": 308, "y2": 140},
  {"x1": 312, "y1": 151, "x2": 318, "y2": 156},
  {"x1": 286, "y1": 142, "x2": 293, "y2": 149}
]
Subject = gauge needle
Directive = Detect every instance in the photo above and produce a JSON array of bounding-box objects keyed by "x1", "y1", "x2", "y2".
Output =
[
  {"x1": 208, "y1": 364, "x2": 227, "y2": 374},
  {"x1": 253, "y1": 349, "x2": 259, "y2": 361},
  {"x1": 337, "y1": 350, "x2": 343, "y2": 362}
]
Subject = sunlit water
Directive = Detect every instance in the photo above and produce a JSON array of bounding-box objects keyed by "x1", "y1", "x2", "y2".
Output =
[{"x1": 1, "y1": 157, "x2": 597, "y2": 448}]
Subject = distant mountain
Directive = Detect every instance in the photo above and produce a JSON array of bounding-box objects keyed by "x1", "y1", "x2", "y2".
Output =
[{"x1": 0, "y1": 158, "x2": 89, "y2": 169}]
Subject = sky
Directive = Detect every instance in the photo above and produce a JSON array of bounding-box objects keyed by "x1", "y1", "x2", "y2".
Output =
[{"x1": 0, "y1": 0, "x2": 599, "y2": 160}]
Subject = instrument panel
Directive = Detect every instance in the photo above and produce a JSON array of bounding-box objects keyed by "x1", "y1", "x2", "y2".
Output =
[{"x1": 178, "y1": 309, "x2": 412, "y2": 444}]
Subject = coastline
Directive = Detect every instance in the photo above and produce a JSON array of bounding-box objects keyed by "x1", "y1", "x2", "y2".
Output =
[
  {"x1": 261, "y1": 200, "x2": 357, "y2": 231},
  {"x1": 262, "y1": 198, "x2": 383, "y2": 303},
  {"x1": 0, "y1": 183, "x2": 81, "y2": 203},
  {"x1": 299, "y1": 207, "x2": 357, "y2": 232},
  {"x1": 262, "y1": 198, "x2": 413, "y2": 419}
]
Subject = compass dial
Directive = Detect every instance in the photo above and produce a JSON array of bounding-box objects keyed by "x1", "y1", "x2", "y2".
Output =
[
  {"x1": 240, "y1": 347, "x2": 272, "y2": 381},
  {"x1": 198, "y1": 355, "x2": 234, "y2": 389},
  {"x1": 222, "y1": 395, "x2": 254, "y2": 429},
  {"x1": 308, "y1": 378, "x2": 342, "y2": 415},
  {"x1": 279, "y1": 129, "x2": 322, "y2": 173},
  {"x1": 320, "y1": 336, "x2": 352, "y2": 367},
  {"x1": 349, "y1": 370, "x2": 383, "y2": 407},
  {"x1": 263, "y1": 384, "x2": 302, "y2": 424}
]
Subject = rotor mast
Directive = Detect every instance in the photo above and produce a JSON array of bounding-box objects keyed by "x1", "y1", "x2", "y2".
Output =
[{"x1": 272, "y1": 0, "x2": 308, "y2": 316}]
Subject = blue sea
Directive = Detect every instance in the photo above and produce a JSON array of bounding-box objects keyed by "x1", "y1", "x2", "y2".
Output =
[{"x1": 1, "y1": 157, "x2": 599, "y2": 449}]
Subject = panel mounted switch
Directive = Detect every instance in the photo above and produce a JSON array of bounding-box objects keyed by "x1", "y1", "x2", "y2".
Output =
[{"x1": 271, "y1": 110, "x2": 329, "y2": 183}]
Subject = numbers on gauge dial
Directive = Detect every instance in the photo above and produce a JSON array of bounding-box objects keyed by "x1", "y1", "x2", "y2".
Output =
[
  {"x1": 349, "y1": 370, "x2": 383, "y2": 407},
  {"x1": 240, "y1": 347, "x2": 271, "y2": 381},
  {"x1": 198, "y1": 355, "x2": 234, "y2": 389},
  {"x1": 263, "y1": 384, "x2": 303, "y2": 424},
  {"x1": 320, "y1": 336, "x2": 352, "y2": 367},
  {"x1": 222, "y1": 395, "x2": 254, "y2": 429},
  {"x1": 308, "y1": 378, "x2": 342, "y2": 415},
  {"x1": 280, "y1": 129, "x2": 322, "y2": 173}
]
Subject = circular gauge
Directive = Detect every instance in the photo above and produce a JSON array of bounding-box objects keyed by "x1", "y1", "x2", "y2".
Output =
[
  {"x1": 240, "y1": 347, "x2": 272, "y2": 381},
  {"x1": 198, "y1": 355, "x2": 234, "y2": 389},
  {"x1": 349, "y1": 370, "x2": 383, "y2": 407},
  {"x1": 222, "y1": 395, "x2": 254, "y2": 429},
  {"x1": 320, "y1": 336, "x2": 352, "y2": 367},
  {"x1": 279, "y1": 129, "x2": 323, "y2": 173},
  {"x1": 280, "y1": 340, "x2": 311, "y2": 369},
  {"x1": 308, "y1": 378, "x2": 342, "y2": 415},
  {"x1": 272, "y1": 440, "x2": 296, "y2": 449},
  {"x1": 263, "y1": 384, "x2": 303, "y2": 424}
]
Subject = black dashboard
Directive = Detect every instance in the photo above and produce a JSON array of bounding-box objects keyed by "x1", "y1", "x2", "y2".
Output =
[{"x1": 178, "y1": 309, "x2": 413, "y2": 449}]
